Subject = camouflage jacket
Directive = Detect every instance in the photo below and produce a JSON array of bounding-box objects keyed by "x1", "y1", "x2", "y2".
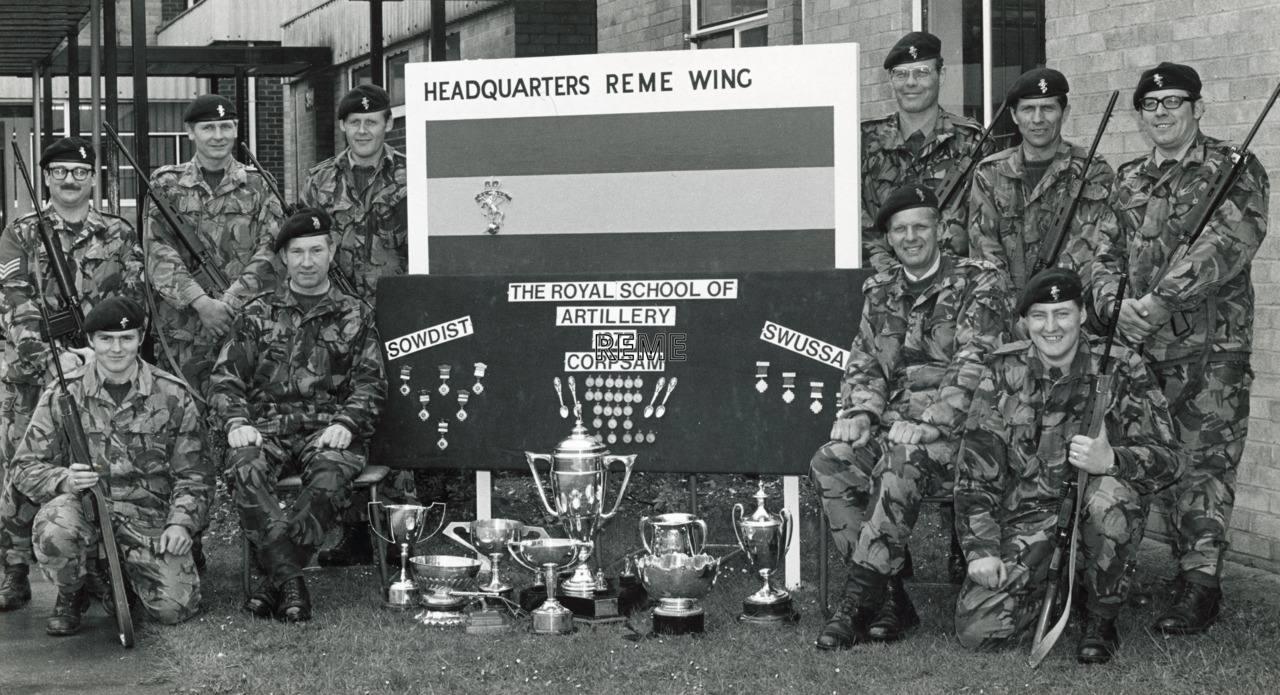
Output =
[
  {"x1": 861, "y1": 109, "x2": 993, "y2": 272},
  {"x1": 967, "y1": 140, "x2": 1120, "y2": 292},
  {"x1": 1092, "y1": 133, "x2": 1269, "y2": 362},
  {"x1": 145, "y1": 158, "x2": 283, "y2": 346},
  {"x1": 955, "y1": 338, "x2": 1178, "y2": 561},
  {"x1": 209, "y1": 283, "x2": 386, "y2": 440},
  {"x1": 841, "y1": 253, "x2": 1011, "y2": 438},
  {"x1": 0, "y1": 207, "x2": 145, "y2": 396},
  {"x1": 301, "y1": 145, "x2": 409, "y2": 299},
  {"x1": 11, "y1": 360, "x2": 210, "y2": 534}
]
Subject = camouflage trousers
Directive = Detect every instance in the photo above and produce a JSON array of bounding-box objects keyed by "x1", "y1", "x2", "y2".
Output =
[
  {"x1": 955, "y1": 475, "x2": 1148, "y2": 650},
  {"x1": 1154, "y1": 359, "x2": 1252, "y2": 583},
  {"x1": 32, "y1": 494, "x2": 201, "y2": 625},
  {"x1": 229, "y1": 432, "x2": 364, "y2": 587},
  {"x1": 810, "y1": 435, "x2": 955, "y2": 575},
  {"x1": 0, "y1": 385, "x2": 38, "y2": 569}
]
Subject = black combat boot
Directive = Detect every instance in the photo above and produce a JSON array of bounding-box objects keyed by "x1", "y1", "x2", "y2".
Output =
[
  {"x1": 317, "y1": 523, "x2": 375, "y2": 567},
  {"x1": 866, "y1": 574, "x2": 921, "y2": 642},
  {"x1": 243, "y1": 579, "x2": 281, "y2": 619},
  {"x1": 1076, "y1": 611, "x2": 1120, "y2": 664},
  {"x1": 815, "y1": 564, "x2": 886, "y2": 651},
  {"x1": 1154, "y1": 577, "x2": 1222, "y2": 635},
  {"x1": 191, "y1": 532, "x2": 208, "y2": 573},
  {"x1": 84, "y1": 560, "x2": 116, "y2": 616},
  {"x1": 947, "y1": 526, "x2": 967, "y2": 585},
  {"x1": 0, "y1": 564, "x2": 31, "y2": 611},
  {"x1": 276, "y1": 576, "x2": 312, "y2": 623},
  {"x1": 46, "y1": 585, "x2": 90, "y2": 636}
]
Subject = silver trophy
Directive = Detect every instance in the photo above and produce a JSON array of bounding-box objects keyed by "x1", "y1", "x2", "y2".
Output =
[
  {"x1": 732, "y1": 481, "x2": 798, "y2": 623},
  {"x1": 640, "y1": 513, "x2": 707, "y2": 557},
  {"x1": 508, "y1": 538, "x2": 594, "y2": 635},
  {"x1": 636, "y1": 552, "x2": 720, "y2": 635},
  {"x1": 410, "y1": 555, "x2": 482, "y2": 626},
  {"x1": 367, "y1": 502, "x2": 447, "y2": 609},
  {"x1": 443, "y1": 519, "x2": 551, "y2": 595}
]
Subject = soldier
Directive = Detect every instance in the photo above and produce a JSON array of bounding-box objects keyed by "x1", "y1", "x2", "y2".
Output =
[
  {"x1": 0, "y1": 137, "x2": 145, "y2": 612},
  {"x1": 810, "y1": 185, "x2": 1010, "y2": 651},
  {"x1": 301, "y1": 83, "x2": 414, "y2": 566},
  {"x1": 10, "y1": 297, "x2": 210, "y2": 634},
  {"x1": 954, "y1": 269, "x2": 1179, "y2": 664},
  {"x1": 968, "y1": 68, "x2": 1121, "y2": 296},
  {"x1": 861, "y1": 31, "x2": 994, "y2": 273},
  {"x1": 210, "y1": 209, "x2": 386, "y2": 622},
  {"x1": 1091, "y1": 62, "x2": 1269, "y2": 634}
]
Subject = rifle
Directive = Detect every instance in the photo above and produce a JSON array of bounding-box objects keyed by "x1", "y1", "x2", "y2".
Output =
[
  {"x1": 239, "y1": 144, "x2": 363, "y2": 299},
  {"x1": 28, "y1": 266, "x2": 135, "y2": 648},
  {"x1": 1028, "y1": 276, "x2": 1127, "y2": 668},
  {"x1": 936, "y1": 101, "x2": 1009, "y2": 211},
  {"x1": 1033, "y1": 91, "x2": 1120, "y2": 275},
  {"x1": 10, "y1": 136, "x2": 88, "y2": 348},
  {"x1": 102, "y1": 122, "x2": 231, "y2": 296}
]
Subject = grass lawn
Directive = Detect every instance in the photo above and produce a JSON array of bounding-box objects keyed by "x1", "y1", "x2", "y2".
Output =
[{"x1": 136, "y1": 472, "x2": 1280, "y2": 695}]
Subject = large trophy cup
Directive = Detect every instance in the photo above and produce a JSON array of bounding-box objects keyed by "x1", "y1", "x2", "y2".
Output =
[
  {"x1": 367, "y1": 502, "x2": 447, "y2": 609},
  {"x1": 636, "y1": 552, "x2": 720, "y2": 635},
  {"x1": 526, "y1": 399, "x2": 637, "y2": 623},
  {"x1": 732, "y1": 482, "x2": 798, "y2": 623},
  {"x1": 443, "y1": 519, "x2": 551, "y2": 633},
  {"x1": 508, "y1": 538, "x2": 594, "y2": 635}
]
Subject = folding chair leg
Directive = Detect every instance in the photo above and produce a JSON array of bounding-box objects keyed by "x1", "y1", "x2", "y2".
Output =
[
  {"x1": 242, "y1": 536, "x2": 252, "y2": 599},
  {"x1": 367, "y1": 485, "x2": 389, "y2": 589},
  {"x1": 819, "y1": 505, "x2": 829, "y2": 618}
]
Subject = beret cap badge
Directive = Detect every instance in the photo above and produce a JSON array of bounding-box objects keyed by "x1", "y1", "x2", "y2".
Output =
[
  {"x1": 1050, "y1": 285, "x2": 1060, "y2": 302},
  {"x1": 1154, "y1": 73, "x2": 1163, "y2": 88},
  {"x1": 79, "y1": 147, "x2": 87, "y2": 159},
  {"x1": 120, "y1": 317, "x2": 129, "y2": 329},
  {"x1": 908, "y1": 45, "x2": 917, "y2": 60},
  {"x1": 1039, "y1": 78, "x2": 1048, "y2": 94}
]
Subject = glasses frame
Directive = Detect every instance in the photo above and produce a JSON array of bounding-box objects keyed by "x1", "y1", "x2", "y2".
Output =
[
  {"x1": 47, "y1": 166, "x2": 94, "y2": 182},
  {"x1": 1139, "y1": 95, "x2": 1198, "y2": 112},
  {"x1": 890, "y1": 66, "x2": 936, "y2": 83}
]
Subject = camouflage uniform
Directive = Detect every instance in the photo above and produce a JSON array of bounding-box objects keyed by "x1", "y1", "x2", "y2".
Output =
[
  {"x1": 209, "y1": 284, "x2": 386, "y2": 587},
  {"x1": 953, "y1": 338, "x2": 1178, "y2": 649},
  {"x1": 1091, "y1": 133, "x2": 1268, "y2": 582},
  {"x1": 0, "y1": 207, "x2": 145, "y2": 571},
  {"x1": 10, "y1": 360, "x2": 209, "y2": 624},
  {"x1": 968, "y1": 140, "x2": 1121, "y2": 295},
  {"x1": 861, "y1": 110, "x2": 993, "y2": 271},
  {"x1": 145, "y1": 158, "x2": 282, "y2": 391},
  {"x1": 810, "y1": 254, "x2": 1010, "y2": 575}
]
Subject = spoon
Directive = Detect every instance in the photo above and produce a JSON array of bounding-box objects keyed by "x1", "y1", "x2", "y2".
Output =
[
  {"x1": 655, "y1": 377, "x2": 678, "y2": 418},
  {"x1": 554, "y1": 377, "x2": 568, "y2": 418},
  {"x1": 568, "y1": 376, "x2": 581, "y2": 419},
  {"x1": 643, "y1": 377, "x2": 666, "y2": 418}
]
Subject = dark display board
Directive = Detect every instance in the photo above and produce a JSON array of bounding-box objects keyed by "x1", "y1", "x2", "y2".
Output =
[{"x1": 373, "y1": 270, "x2": 872, "y2": 475}]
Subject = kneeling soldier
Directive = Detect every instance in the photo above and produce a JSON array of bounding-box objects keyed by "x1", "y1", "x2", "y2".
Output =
[
  {"x1": 11, "y1": 297, "x2": 210, "y2": 634},
  {"x1": 211, "y1": 209, "x2": 385, "y2": 623},
  {"x1": 954, "y1": 269, "x2": 1179, "y2": 663}
]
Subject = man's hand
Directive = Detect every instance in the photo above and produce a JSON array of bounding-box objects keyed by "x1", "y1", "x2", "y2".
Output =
[
  {"x1": 157, "y1": 525, "x2": 192, "y2": 556},
  {"x1": 1117, "y1": 294, "x2": 1171, "y2": 343},
  {"x1": 967, "y1": 556, "x2": 1008, "y2": 590},
  {"x1": 886, "y1": 420, "x2": 941, "y2": 445},
  {"x1": 62, "y1": 462, "x2": 99, "y2": 493},
  {"x1": 227, "y1": 424, "x2": 262, "y2": 449},
  {"x1": 56, "y1": 347, "x2": 94, "y2": 374},
  {"x1": 191, "y1": 295, "x2": 235, "y2": 339},
  {"x1": 1069, "y1": 423, "x2": 1115, "y2": 476},
  {"x1": 317, "y1": 423, "x2": 353, "y2": 450},
  {"x1": 830, "y1": 412, "x2": 872, "y2": 447}
]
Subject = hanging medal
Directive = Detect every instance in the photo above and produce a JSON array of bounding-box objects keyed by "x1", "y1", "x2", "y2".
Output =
[
  {"x1": 456, "y1": 391, "x2": 470, "y2": 422},
  {"x1": 472, "y1": 362, "x2": 487, "y2": 394},
  {"x1": 438, "y1": 364, "x2": 452, "y2": 396},
  {"x1": 645, "y1": 430, "x2": 656, "y2": 444},
  {"x1": 437, "y1": 420, "x2": 450, "y2": 450},
  {"x1": 399, "y1": 365, "x2": 413, "y2": 397},
  {"x1": 810, "y1": 381, "x2": 824, "y2": 414},
  {"x1": 782, "y1": 372, "x2": 796, "y2": 403},
  {"x1": 756, "y1": 361, "x2": 770, "y2": 393}
]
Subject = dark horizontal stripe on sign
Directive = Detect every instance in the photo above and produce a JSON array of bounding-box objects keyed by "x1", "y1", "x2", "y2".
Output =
[
  {"x1": 425, "y1": 107, "x2": 834, "y2": 178},
  {"x1": 427, "y1": 229, "x2": 835, "y2": 275}
]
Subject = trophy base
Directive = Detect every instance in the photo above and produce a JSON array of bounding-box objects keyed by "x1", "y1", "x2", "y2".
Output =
[
  {"x1": 383, "y1": 584, "x2": 421, "y2": 611},
  {"x1": 416, "y1": 608, "x2": 468, "y2": 627},
  {"x1": 464, "y1": 608, "x2": 514, "y2": 634},
  {"x1": 738, "y1": 598, "x2": 800, "y2": 624},
  {"x1": 530, "y1": 608, "x2": 576, "y2": 635},
  {"x1": 557, "y1": 578, "x2": 644, "y2": 624},
  {"x1": 651, "y1": 611, "x2": 705, "y2": 636}
]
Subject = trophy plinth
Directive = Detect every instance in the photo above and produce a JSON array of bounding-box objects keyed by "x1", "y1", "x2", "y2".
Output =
[
  {"x1": 368, "y1": 502, "x2": 447, "y2": 610},
  {"x1": 637, "y1": 553, "x2": 718, "y2": 636},
  {"x1": 733, "y1": 482, "x2": 799, "y2": 624},
  {"x1": 411, "y1": 555, "x2": 482, "y2": 627}
]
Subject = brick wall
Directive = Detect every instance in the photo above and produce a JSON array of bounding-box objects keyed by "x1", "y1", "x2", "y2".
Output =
[
  {"x1": 768, "y1": 0, "x2": 803, "y2": 46},
  {"x1": 160, "y1": 0, "x2": 188, "y2": 25},
  {"x1": 804, "y1": 0, "x2": 914, "y2": 119},
  {"x1": 255, "y1": 77, "x2": 285, "y2": 193},
  {"x1": 515, "y1": 0, "x2": 597, "y2": 58},
  {"x1": 1048, "y1": 0, "x2": 1280, "y2": 572},
  {"x1": 461, "y1": 2, "x2": 519, "y2": 60},
  {"x1": 597, "y1": 0, "x2": 688, "y2": 53}
]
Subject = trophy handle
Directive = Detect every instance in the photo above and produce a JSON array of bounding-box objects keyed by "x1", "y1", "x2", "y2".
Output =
[
  {"x1": 506, "y1": 541, "x2": 538, "y2": 572},
  {"x1": 731, "y1": 503, "x2": 746, "y2": 551},
  {"x1": 525, "y1": 452, "x2": 558, "y2": 516},
  {"x1": 421, "y1": 502, "x2": 448, "y2": 542},
  {"x1": 639, "y1": 515, "x2": 653, "y2": 555},
  {"x1": 522, "y1": 525, "x2": 552, "y2": 540},
  {"x1": 781, "y1": 507, "x2": 795, "y2": 554},
  {"x1": 691, "y1": 518, "x2": 708, "y2": 555},
  {"x1": 366, "y1": 501, "x2": 394, "y2": 546},
  {"x1": 598, "y1": 454, "x2": 636, "y2": 521},
  {"x1": 442, "y1": 521, "x2": 478, "y2": 555}
]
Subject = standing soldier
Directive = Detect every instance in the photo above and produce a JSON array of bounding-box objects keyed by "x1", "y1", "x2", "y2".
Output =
[
  {"x1": 10, "y1": 297, "x2": 210, "y2": 634},
  {"x1": 1093, "y1": 63, "x2": 1269, "y2": 634},
  {"x1": 968, "y1": 68, "x2": 1121, "y2": 295},
  {"x1": 810, "y1": 185, "x2": 1010, "y2": 651},
  {"x1": 301, "y1": 84, "x2": 414, "y2": 566},
  {"x1": 954, "y1": 269, "x2": 1178, "y2": 664},
  {"x1": 861, "y1": 31, "x2": 994, "y2": 273},
  {"x1": 0, "y1": 138, "x2": 145, "y2": 612},
  {"x1": 210, "y1": 210, "x2": 386, "y2": 622}
]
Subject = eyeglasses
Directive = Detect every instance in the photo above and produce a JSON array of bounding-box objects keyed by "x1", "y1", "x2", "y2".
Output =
[
  {"x1": 890, "y1": 66, "x2": 935, "y2": 83},
  {"x1": 48, "y1": 166, "x2": 93, "y2": 182},
  {"x1": 1139, "y1": 95, "x2": 1197, "y2": 112}
]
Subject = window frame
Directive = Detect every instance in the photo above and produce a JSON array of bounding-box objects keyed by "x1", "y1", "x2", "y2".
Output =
[{"x1": 689, "y1": 0, "x2": 767, "y2": 48}]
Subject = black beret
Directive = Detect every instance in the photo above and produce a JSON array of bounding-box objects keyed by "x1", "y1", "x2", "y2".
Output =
[
  {"x1": 184, "y1": 94, "x2": 237, "y2": 123},
  {"x1": 338, "y1": 84, "x2": 392, "y2": 120},
  {"x1": 275, "y1": 208, "x2": 333, "y2": 252},
  {"x1": 884, "y1": 32, "x2": 942, "y2": 70},
  {"x1": 84, "y1": 296, "x2": 147, "y2": 334},
  {"x1": 1017, "y1": 268, "x2": 1084, "y2": 316},
  {"x1": 40, "y1": 137, "x2": 95, "y2": 169},
  {"x1": 1133, "y1": 62, "x2": 1201, "y2": 110},
  {"x1": 1005, "y1": 67, "x2": 1069, "y2": 107},
  {"x1": 875, "y1": 184, "x2": 939, "y2": 232}
]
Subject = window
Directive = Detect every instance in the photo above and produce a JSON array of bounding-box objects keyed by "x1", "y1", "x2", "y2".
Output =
[
  {"x1": 387, "y1": 51, "x2": 410, "y2": 108},
  {"x1": 690, "y1": 0, "x2": 767, "y2": 49},
  {"x1": 695, "y1": 0, "x2": 767, "y2": 29},
  {"x1": 350, "y1": 62, "x2": 373, "y2": 91}
]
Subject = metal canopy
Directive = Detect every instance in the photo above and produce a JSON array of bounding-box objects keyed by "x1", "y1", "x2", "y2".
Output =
[
  {"x1": 49, "y1": 44, "x2": 334, "y2": 78},
  {"x1": 0, "y1": 0, "x2": 93, "y2": 76}
]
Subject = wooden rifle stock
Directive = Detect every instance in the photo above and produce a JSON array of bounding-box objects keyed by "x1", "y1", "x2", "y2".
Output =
[{"x1": 936, "y1": 102, "x2": 1009, "y2": 211}]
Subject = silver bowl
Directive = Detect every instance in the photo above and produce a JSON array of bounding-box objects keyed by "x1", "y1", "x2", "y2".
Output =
[{"x1": 636, "y1": 553, "x2": 719, "y2": 600}]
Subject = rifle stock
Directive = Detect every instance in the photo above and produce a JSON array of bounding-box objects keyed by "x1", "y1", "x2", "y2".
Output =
[{"x1": 936, "y1": 102, "x2": 1009, "y2": 211}]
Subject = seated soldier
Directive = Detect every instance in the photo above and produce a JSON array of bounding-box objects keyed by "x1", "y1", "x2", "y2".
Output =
[
  {"x1": 11, "y1": 297, "x2": 209, "y2": 634},
  {"x1": 810, "y1": 185, "x2": 1011, "y2": 651},
  {"x1": 954, "y1": 268, "x2": 1179, "y2": 663},
  {"x1": 211, "y1": 208, "x2": 386, "y2": 623}
]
